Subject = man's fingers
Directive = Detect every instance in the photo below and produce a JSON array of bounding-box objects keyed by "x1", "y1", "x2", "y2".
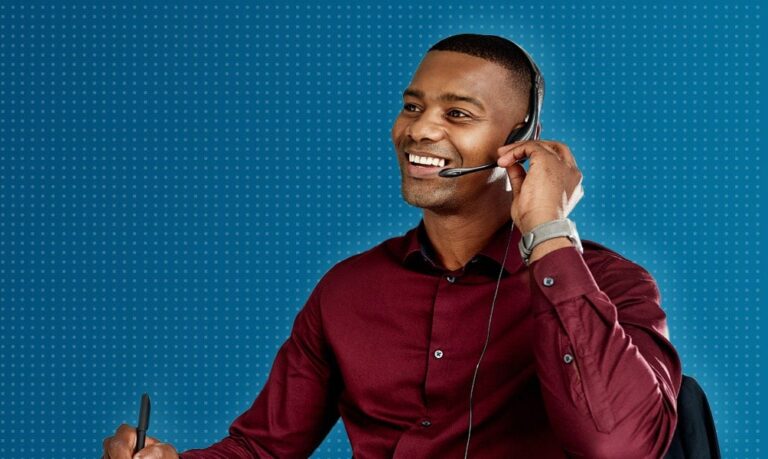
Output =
[
  {"x1": 144, "y1": 434, "x2": 160, "y2": 446},
  {"x1": 133, "y1": 442, "x2": 178, "y2": 459},
  {"x1": 115, "y1": 423, "x2": 137, "y2": 446},
  {"x1": 107, "y1": 437, "x2": 134, "y2": 459},
  {"x1": 497, "y1": 140, "x2": 576, "y2": 168},
  {"x1": 102, "y1": 424, "x2": 137, "y2": 459},
  {"x1": 103, "y1": 424, "x2": 171, "y2": 459},
  {"x1": 133, "y1": 444, "x2": 162, "y2": 459},
  {"x1": 539, "y1": 140, "x2": 578, "y2": 167},
  {"x1": 498, "y1": 144, "x2": 556, "y2": 167},
  {"x1": 103, "y1": 436, "x2": 112, "y2": 458},
  {"x1": 497, "y1": 140, "x2": 530, "y2": 157},
  {"x1": 537, "y1": 141, "x2": 565, "y2": 161}
]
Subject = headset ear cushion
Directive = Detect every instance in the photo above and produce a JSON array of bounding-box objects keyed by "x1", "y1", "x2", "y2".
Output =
[{"x1": 504, "y1": 128, "x2": 521, "y2": 145}]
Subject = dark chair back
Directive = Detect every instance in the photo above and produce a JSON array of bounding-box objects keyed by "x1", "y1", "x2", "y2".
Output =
[{"x1": 663, "y1": 375, "x2": 721, "y2": 459}]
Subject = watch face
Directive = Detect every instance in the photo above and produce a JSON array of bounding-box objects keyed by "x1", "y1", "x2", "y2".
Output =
[{"x1": 522, "y1": 233, "x2": 536, "y2": 250}]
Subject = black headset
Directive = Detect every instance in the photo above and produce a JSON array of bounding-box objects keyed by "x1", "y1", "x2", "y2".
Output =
[
  {"x1": 504, "y1": 42, "x2": 544, "y2": 144},
  {"x1": 438, "y1": 41, "x2": 544, "y2": 178}
]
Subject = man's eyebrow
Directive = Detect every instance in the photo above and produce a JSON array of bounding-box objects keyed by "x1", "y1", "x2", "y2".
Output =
[{"x1": 402, "y1": 87, "x2": 486, "y2": 112}]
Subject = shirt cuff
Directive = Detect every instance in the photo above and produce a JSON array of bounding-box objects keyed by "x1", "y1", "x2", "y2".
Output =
[{"x1": 529, "y1": 245, "x2": 601, "y2": 313}]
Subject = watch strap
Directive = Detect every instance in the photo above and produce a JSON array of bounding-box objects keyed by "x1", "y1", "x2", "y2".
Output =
[{"x1": 518, "y1": 218, "x2": 583, "y2": 265}]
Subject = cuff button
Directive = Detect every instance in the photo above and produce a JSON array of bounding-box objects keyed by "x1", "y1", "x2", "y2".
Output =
[{"x1": 543, "y1": 276, "x2": 555, "y2": 287}]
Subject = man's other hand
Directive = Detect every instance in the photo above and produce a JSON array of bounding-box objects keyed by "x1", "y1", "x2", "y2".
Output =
[{"x1": 102, "y1": 423, "x2": 179, "y2": 459}]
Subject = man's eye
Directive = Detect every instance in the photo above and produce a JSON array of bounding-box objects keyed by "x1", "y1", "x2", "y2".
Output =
[
  {"x1": 401, "y1": 104, "x2": 469, "y2": 119},
  {"x1": 447, "y1": 109, "x2": 469, "y2": 118}
]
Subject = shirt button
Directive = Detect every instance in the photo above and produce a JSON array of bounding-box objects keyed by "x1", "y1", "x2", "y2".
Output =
[
  {"x1": 434, "y1": 349, "x2": 444, "y2": 359},
  {"x1": 446, "y1": 275, "x2": 456, "y2": 283},
  {"x1": 420, "y1": 419, "x2": 432, "y2": 427},
  {"x1": 563, "y1": 353, "x2": 574, "y2": 364},
  {"x1": 543, "y1": 276, "x2": 555, "y2": 287}
]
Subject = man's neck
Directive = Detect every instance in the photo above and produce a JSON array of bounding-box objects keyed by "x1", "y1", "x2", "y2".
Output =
[{"x1": 422, "y1": 201, "x2": 512, "y2": 272}]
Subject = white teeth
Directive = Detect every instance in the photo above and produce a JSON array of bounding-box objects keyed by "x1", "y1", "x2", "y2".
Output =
[{"x1": 408, "y1": 153, "x2": 446, "y2": 167}]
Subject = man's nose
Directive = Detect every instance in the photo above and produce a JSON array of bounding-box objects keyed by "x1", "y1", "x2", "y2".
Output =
[{"x1": 405, "y1": 113, "x2": 446, "y2": 143}]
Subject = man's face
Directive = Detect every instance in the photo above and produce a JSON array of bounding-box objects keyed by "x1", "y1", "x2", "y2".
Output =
[{"x1": 391, "y1": 50, "x2": 528, "y2": 214}]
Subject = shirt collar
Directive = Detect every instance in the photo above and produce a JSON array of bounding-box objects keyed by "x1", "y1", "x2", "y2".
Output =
[{"x1": 401, "y1": 217, "x2": 524, "y2": 275}]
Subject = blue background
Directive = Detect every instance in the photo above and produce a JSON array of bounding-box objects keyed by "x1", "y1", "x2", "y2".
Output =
[{"x1": 0, "y1": 1, "x2": 763, "y2": 457}]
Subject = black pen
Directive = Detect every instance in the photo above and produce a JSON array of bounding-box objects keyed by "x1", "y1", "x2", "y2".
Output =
[{"x1": 134, "y1": 393, "x2": 151, "y2": 454}]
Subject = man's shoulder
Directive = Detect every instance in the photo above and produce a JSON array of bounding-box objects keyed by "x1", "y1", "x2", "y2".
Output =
[
  {"x1": 580, "y1": 238, "x2": 660, "y2": 295},
  {"x1": 581, "y1": 238, "x2": 646, "y2": 269},
  {"x1": 316, "y1": 230, "x2": 411, "y2": 289},
  {"x1": 579, "y1": 239, "x2": 670, "y2": 338}
]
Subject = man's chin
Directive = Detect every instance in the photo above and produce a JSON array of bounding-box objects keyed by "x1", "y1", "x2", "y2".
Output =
[{"x1": 401, "y1": 191, "x2": 461, "y2": 214}]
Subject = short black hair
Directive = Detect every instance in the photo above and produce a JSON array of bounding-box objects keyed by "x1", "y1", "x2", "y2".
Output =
[{"x1": 428, "y1": 34, "x2": 532, "y2": 107}]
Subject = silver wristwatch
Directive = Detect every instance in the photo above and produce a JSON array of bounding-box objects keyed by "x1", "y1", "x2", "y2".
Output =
[{"x1": 518, "y1": 218, "x2": 584, "y2": 265}]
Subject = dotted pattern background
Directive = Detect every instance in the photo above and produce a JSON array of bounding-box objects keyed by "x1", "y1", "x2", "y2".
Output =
[{"x1": 0, "y1": 2, "x2": 762, "y2": 457}]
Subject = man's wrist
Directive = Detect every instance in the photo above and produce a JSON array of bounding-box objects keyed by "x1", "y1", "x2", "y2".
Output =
[
  {"x1": 527, "y1": 236, "x2": 574, "y2": 264},
  {"x1": 519, "y1": 212, "x2": 562, "y2": 235}
]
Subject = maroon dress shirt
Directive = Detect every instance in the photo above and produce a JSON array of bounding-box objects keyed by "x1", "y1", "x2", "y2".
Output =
[{"x1": 179, "y1": 218, "x2": 682, "y2": 459}]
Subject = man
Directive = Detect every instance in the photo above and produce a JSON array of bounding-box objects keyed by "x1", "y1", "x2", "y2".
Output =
[{"x1": 103, "y1": 34, "x2": 682, "y2": 459}]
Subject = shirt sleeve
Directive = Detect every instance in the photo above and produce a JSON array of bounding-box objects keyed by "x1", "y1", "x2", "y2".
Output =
[
  {"x1": 178, "y1": 280, "x2": 342, "y2": 459},
  {"x1": 528, "y1": 245, "x2": 682, "y2": 459}
]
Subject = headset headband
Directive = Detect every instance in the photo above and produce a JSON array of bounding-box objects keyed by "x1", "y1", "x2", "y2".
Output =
[{"x1": 503, "y1": 42, "x2": 544, "y2": 144}]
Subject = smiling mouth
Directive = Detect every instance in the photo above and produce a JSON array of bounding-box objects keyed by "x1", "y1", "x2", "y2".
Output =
[{"x1": 403, "y1": 151, "x2": 453, "y2": 168}]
